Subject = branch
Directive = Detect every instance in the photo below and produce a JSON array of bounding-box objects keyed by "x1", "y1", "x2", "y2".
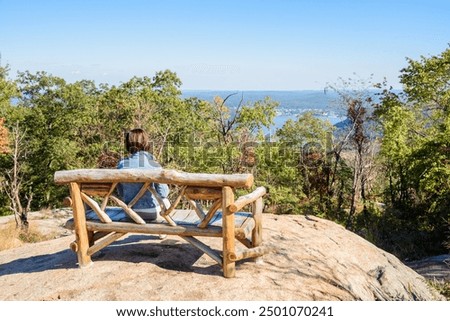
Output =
[
  {"x1": 217, "y1": 93, "x2": 238, "y2": 141},
  {"x1": 226, "y1": 92, "x2": 244, "y2": 134},
  {"x1": 25, "y1": 192, "x2": 33, "y2": 213}
]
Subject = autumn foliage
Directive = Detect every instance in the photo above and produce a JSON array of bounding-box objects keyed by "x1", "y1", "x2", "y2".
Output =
[{"x1": 0, "y1": 118, "x2": 9, "y2": 154}]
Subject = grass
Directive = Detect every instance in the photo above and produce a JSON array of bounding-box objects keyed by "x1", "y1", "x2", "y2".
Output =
[
  {"x1": 428, "y1": 280, "x2": 450, "y2": 300},
  {"x1": 0, "y1": 221, "x2": 56, "y2": 251},
  {"x1": 0, "y1": 222, "x2": 22, "y2": 251}
]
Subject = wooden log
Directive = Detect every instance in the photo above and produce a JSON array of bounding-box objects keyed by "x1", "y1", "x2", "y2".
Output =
[
  {"x1": 185, "y1": 186, "x2": 222, "y2": 200},
  {"x1": 181, "y1": 236, "x2": 222, "y2": 265},
  {"x1": 81, "y1": 183, "x2": 113, "y2": 197},
  {"x1": 69, "y1": 182, "x2": 92, "y2": 267},
  {"x1": 197, "y1": 198, "x2": 222, "y2": 228},
  {"x1": 85, "y1": 220, "x2": 225, "y2": 237},
  {"x1": 252, "y1": 197, "x2": 263, "y2": 248},
  {"x1": 234, "y1": 229, "x2": 247, "y2": 241},
  {"x1": 147, "y1": 185, "x2": 166, "y2": 210},
  {"x1": 222, "y1": 186, "x2": 236, "y2": 278},
  {"x1": 69, "y1": 241, "x2": 78, "y2": 252},
  {"x1": 185, "y1": 195, "x2": 206, "y2": 220},
  {"x1": 54, "y1": 168, "x2": 254, "y2": 188},
  {"x1": 227, "y1": 186, "x2": 266, "y2": 213},
  {"x1": 63, "y1": 196, "x2": 73, "y2": 207},
  {"x1": 109, "y1": 195, "x2": 146, "y2": 225},
  {"x1": 227, "y1": 244, "x2": 274, "y2": 262},
  {"x1": 66, "y1": 214, "x2": 248, "y2": 238},
  {"x1": 92, "y1": 231, "x2": 113, "y2": 243},
  {"x1": 80, "y1": 192, "x2": 113, "y2": 223},
  {"x1": 162, "y1": 213, "x2": 177, "y2": 227},
  {"x1": 162, "y1": 186, "x2": 187, "y2": 216},
  {"x1": 128, "y1": 182, "x2": 150, "y2": 208},
  {"x1": 146, "y1": 184, "x2": 179, "y2": 226},
  {"x1": 237, "y1": 236, "x2": 252, "y2": 248},
  {"x1": 87, "y1": 232, "x2": 125, "y2": 256},
  {"x1": 100, "y1": 182, "x2": 118, "y2": 211}
]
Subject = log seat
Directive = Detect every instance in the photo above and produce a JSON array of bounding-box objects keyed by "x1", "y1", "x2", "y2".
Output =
[
  {"x1": 64, "y1": 208, "x2": 256, "y2": 239},
  {"x1": 54, "y1": 168, "x2": 271, "y2": 277}
]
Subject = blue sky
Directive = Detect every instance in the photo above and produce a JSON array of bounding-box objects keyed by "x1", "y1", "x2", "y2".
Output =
[{"x1": 1, "y1": 0, "x2": 449, "y2": 90}]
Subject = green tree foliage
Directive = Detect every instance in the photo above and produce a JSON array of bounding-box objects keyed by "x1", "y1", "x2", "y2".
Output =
[
  {"x1": 13, "y1": 72, "x2": 97, "y2": 207},
  {"x1": 190, "y1": 94, "x2": 278, "y2": 174},
  {"x1": 95, "y1": 71, "x2": 212, "y2": 170},
  {"x1": 0, "y1": 65, "x2": 18, "y2": 116},
  {"x1": 0, "y1": 69, "x2": 277, "y2": 212},
  {"x1": 262, "y1": 112, "x2": 334, "y2": 214},
  {"x1": 375, "y1": 47, "x2": 450, "y2": 258}
]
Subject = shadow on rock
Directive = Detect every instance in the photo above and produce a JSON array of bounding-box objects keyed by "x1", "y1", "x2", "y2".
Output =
[
  {"x1": 0, "y1": 249, "x2": 76, "y2": 276},
  {"x1": 92, "y1": 234, "x2": 224, "y2": 276},
  {"x1": 0, "y1": 234, "x2": 225, "y2": 277}
]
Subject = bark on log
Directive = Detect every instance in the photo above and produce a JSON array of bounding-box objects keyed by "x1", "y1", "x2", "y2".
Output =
[
  {"x1": 222, "y1": 186, "x2": 236, "y2": 278},
  {"x1": 185, "y1": 187, "x2": 222, "y2": 200},
  {"x1": 55, "y1": 169, "x2": 254, "y2": 188},
  {"x1": 109, "y1": 195, "x2": 146, "y2": 225},
  {"x1": 197, "y1": 198, "x2": 222, "y2": 228},
  {"x1": 69, "y1": 182, "x2": 92, "y2": 267},
  {"x1": 228, "y1": 244, "x2": 274, "y2": 261},
  {"x1": 84, "y1": 221, "x2": 225, "y2": 237},
  {"x1": 181, "y1": 236, "x2": 223, "y2": 265},
  {"x1": 80, "y1": 192, "x2": 112, "y2": 223},
  {"x1": 227, "y1": 186, "x2": 266, "y2": 213},
  {"x1": 87, "y1": 232, "x2": 125, "y2": 256}
]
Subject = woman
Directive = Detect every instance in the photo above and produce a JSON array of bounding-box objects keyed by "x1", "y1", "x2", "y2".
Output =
[{"x1": 117, "y1": 128, "x2": 170, "y2": 221}]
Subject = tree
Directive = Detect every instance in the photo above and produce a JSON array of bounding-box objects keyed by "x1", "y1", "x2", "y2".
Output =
[
  {"x1": 326, "y1": 77, "x2": 381, "y2": 226},
  {"x1": 375, "y1": 47, "x2": 450, "y2": 258},
  {"x1": 0, "y1": 65, "x2": 17, "y2": 114},
  {"x1": 276, "y1": 112, "x2": 334, "y2": 213},
  {"x1": 15, "y1": 71, "x2": 99, "y2": 207},
  {"x1": 202, "y1": 94, "x2": 278, "y2": 174},
  {"x1": 346, "y1": 98, "x2": 369, "y2": 228},
  {"x1": 96, "y1": 71, "x2": 213, "y2": 170},
  {"x1": 0, "y1": 65, "x2": 20, "y2": 215},
  {"x1": 0, "y1": 124, "x2": 32, "y2": 229}
]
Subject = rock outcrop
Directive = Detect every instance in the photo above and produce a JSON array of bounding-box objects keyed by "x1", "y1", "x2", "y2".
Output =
[{"x1": 0, "y1": 213, "x2": 444, "y2": 300}]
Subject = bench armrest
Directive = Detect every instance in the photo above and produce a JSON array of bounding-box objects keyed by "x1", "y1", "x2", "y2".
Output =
[{"x1": 227, "y1": 186, "x2": 266, "y2": 213}]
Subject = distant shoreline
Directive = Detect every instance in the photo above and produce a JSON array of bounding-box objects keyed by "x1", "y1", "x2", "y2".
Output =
[{"x1": 182, "y1": 89, "x2": 348, "y2": 132}]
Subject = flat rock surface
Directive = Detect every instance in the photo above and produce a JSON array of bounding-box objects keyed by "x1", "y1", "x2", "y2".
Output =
[{"x1": 0, "y1": 213, "x2": 445, "y2": 301}]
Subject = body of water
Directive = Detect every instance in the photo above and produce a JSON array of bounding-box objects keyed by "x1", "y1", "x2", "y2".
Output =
[{"x1": 182, "y1": 90, "x2": 348, "y2": 133}]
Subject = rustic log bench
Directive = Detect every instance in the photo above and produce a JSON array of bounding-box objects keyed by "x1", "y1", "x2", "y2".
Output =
[{"x1": 54, "y1": 168, "x2": 270, "y2": 277}]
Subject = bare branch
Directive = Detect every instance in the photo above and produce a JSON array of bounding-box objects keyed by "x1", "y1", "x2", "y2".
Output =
[
  {"x1": 226, "y1": 92, "x2": 244, "y2": 135},
  {"x1": 1, "y1": 122, "x2": 31, "y2": 229}
]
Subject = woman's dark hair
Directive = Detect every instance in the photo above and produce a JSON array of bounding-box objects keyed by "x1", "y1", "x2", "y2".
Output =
[{"x1": 125, "y1": 128, "x2": 149, "y2": 154}]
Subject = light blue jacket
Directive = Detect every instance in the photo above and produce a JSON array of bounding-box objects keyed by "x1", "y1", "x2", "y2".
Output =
[{"x1": 116, "y1": 151, "x2": 169, "y2": 216}]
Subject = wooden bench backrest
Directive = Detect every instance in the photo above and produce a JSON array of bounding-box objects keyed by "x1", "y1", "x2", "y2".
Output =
[
  {"x1": 79, "y1": 182, "x2": 223, "y2": 201},
  {"x1": 54, "y1": 168, "x2": 254, "y2": 188},
  {"x1": 80, "y1": 183, "x2": 113, "y2": 197}
]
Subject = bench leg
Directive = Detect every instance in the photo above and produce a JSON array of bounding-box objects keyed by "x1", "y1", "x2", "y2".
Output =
[
  {"x1": 70, "y1": 182, "x2": 92, "y2": 267},
  {"x1": 252, "y1": 197, "x2": 263, "y2": 248},
  {"x1": 222, "y1": 186, "x2": 235, "y2": 278}
]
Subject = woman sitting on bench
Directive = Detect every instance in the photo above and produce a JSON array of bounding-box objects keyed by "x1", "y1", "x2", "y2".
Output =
[{"x1": 117, "y1": 128, "x2": 170, "y2": 221}]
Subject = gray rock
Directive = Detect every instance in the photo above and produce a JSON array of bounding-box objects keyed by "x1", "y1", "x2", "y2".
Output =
[{"x1": 0, "y1": 214, "x2": 444, "y2": 300}]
